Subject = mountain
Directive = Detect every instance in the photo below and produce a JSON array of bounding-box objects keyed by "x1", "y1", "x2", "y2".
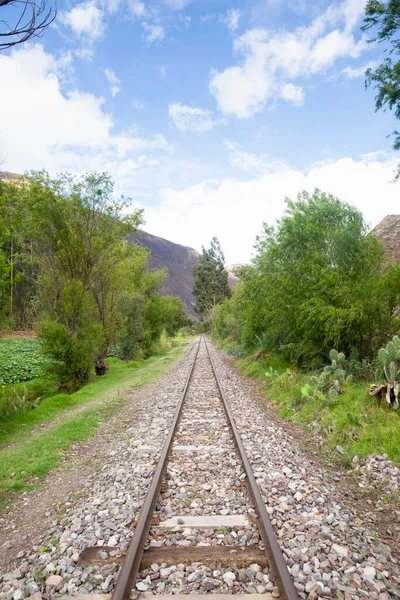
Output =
[
  {"x1": 372, "y1": 215, "x2": 400, "y2": 263},
  {"x1": 130, "y1": 231, "x2": 238, "y2": 319},
  {"x1": 129, "y1": 230, "x2": 200, "y2": 318}
]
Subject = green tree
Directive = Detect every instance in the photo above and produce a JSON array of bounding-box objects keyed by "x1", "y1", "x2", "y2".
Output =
[
  {"x1": 362, "y1": 0, "x2": 400, "y2": 176},
  {"x1": 193, "y1": 237, "x2": 231, "y2": 318},
  {"x1": 222, "y1": 190, "x2": 400, "y2": 363},
  {"x1": 23, "y1": 170, "x2": 143, "y2": 389}
]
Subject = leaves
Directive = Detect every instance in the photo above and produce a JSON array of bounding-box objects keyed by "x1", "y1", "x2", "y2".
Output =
[
  {"x1": 0, "y1": 339, "x2": 48, "y2": 385},
  {"x1": 193, "y1": 237, "x2": 231, "y2": 317}
]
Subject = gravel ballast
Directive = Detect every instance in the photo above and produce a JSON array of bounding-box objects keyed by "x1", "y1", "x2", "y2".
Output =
[{"x1": 1, "y1": 338, "x2": 400, "y2": 600}]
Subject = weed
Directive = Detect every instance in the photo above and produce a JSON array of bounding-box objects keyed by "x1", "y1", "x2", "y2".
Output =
[{"x1": 217, "y1": 526, "x2": 228, "y2": 533}]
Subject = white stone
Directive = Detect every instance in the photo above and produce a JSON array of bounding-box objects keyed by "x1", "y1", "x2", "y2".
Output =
[
  {"x1": 46, "y1": 575, "x2": 63, "y2": 587},
  {"x1": 136, "y1": 582, "x2": 148, "y2": 591},
  {"x1": 331, "y1": 544, "x2": 348, "y2": 558},
  {"x1": 364, "y1": 566, "x2": 376, "y2": 579}
]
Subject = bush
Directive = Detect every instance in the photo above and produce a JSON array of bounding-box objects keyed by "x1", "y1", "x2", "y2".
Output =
[
  {"x1": 39, "y1": 321, "x2": 103, "y2": 391},
  {"x1": 214, "y1": 190, "x2": 400, "y2": 364}
]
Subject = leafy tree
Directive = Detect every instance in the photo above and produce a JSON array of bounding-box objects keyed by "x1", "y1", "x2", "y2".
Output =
[
  {"x1": 0, "y1": 178, "x2": 38, "y2": 329},
  {"x1": 141, "y1": 294, "x2": 188, "y2": 356},
  {"x1": 193, "y1": 237, "x2": 231, "y2": 318},
  {"x1": 22, "y1": 170, "x2": 143, "y2": 389},
  {"x1": 362, "y1": 0, "x2": 400, "y2": 176},
  {"x1": 216, "y1": 190, "x2": 400, "y2": 364}
]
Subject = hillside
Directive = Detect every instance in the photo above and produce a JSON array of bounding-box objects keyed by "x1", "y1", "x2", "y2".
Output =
[
  {"x1": 372, "y1": 215, "x2": 400, "y2": 263},
  {"x1": 130, "y1": 230, "x2": 200, "y2": 318}
]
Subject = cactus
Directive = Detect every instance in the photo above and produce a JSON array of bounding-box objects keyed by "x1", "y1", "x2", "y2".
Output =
[
  {"x1": 370, "y1": 335, "x2": 400, "y2": 409},
  {"x1": 308, "y1": 348, "x2": 352, "y2": 406}
]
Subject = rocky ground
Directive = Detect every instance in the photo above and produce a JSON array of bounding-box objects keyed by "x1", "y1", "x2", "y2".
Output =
[
  {"x1": 0, "y1": 338, "x2": 399, "y2": 600},
  {"x1": 207, "y1": 343, "x2": 400, "y2": 600}
]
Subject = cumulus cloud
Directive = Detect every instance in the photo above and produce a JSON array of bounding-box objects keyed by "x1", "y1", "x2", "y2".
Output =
[
  {"x1": 0, "y1": 44, "x2": 170, "y2": 186},
  {"x1": 145, "y1": 153, "x2": 399, "y2": 265},
  {"x1": 61, "y1": 0, "x2": 104, "y2": 40},
  {"x1": 210, "y1": 0, "x2": 369, "y2": 118},
  {"x1": 168, "y1": 103, "x2": 220, "y2": 133},
  {"x1": 142, "y1": 22, "x2": 164, "y2": 42},
  {"x1": 103, "y1": 68, "x2": 121, "y2": 96},
  {"x1": 158, "y1": 65, "x2": 167, "y2": 78}
]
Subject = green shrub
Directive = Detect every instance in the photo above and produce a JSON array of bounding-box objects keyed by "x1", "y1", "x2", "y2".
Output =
[{"x1": 39, "y1": 321, "x2": 104, "y2": 391}]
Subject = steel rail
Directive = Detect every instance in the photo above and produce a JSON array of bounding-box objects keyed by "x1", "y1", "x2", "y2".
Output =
[
  {"x1": 111, "y1": 339, "x2": 201, "y2": 600},
  {"x1": 203, "y1": 336, "x2": 298, "y2": 600}
]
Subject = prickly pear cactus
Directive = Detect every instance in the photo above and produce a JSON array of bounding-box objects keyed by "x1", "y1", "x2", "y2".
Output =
[{"x1": 371, "y1": 335, "x2": 400, "y2": 410}]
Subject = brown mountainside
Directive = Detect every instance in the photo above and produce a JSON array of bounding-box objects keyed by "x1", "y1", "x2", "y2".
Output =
[
  {"x1": 129, "y1": 230, "x2": 200, "y2": 318},
  {"x1": 372, "y1": 215, "x2": 400, "y2": 263}
]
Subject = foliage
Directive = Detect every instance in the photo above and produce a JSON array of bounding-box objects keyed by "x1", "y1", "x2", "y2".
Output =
[
  {"x1": 362, "y1": 1, "x2": 400, "y2": 176},
  {"x1": 214, "y1": 190, "x2": 400, "y2": 363},
  {"x1": 0, "y1": 338, "x2": 48, "y2": 384},
  {"x1": 141, "y1": 294, "x2": 189, "y2": 357},
  {"x1": 115, "y1": 291, "x2": 146, "y2": 360},
  {"x1": 0, "y1": 383, "x2": 43, "y2": 419},
  {"x1": 193, "y1": 237, "x2": 231, "y2": 318},
  {"x1": 0, "y1": 171, "x2": 190, "y2": 390},
  {"x1": 39, "y1": 319, "x2": 104, "y2": 391}
]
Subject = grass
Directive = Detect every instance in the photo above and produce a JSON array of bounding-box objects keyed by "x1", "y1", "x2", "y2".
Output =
[
  {"x1": 220, "y1": 339, "x2": 400, "y2": 467},
  {"x1": 0, "y1": 337, "x2": 191, "y2": 509}
]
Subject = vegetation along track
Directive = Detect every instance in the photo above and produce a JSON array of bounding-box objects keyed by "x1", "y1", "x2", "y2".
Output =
[{"x1": 108, "y1": 336, "x2": 298, "y2": 600}]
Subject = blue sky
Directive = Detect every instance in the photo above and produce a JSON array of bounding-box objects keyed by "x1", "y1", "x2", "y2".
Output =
[{"x1": 1, "y1": 0, "x2": 399, "y2": 263}]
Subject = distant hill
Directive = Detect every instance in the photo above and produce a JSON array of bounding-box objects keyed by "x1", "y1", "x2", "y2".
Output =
[
  {"x1": 130, "y1": 230, "x2": 200, "y2": 318},
  {"x1": 130, "y1": 231, "x2": 238, "y2": 319},
  {"x1": 372, "y1": 215, "x2": 400, "y2": 263}
]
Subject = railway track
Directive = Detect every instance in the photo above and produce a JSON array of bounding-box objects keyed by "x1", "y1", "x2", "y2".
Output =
[{"x1": 108, "y1": 336, "x2": 298, "y2": 600}]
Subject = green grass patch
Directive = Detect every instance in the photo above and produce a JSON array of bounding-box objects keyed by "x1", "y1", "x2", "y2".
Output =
[
  {"x1": 0, "y1": 339, "x2": 190, "y2": 508},
  {"x1": 225, "y1": 345, "x2": 400, "y2": 467}
]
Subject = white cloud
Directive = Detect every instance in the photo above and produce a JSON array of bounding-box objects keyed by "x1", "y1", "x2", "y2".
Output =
[
  {"x1": 0, "y1": 44, "x2": 170, "y2": 187},
  {"x1": 142, "y1": 22, "x2": 164, "y2": 42},
  {"x1": 145, "y1": 153, "x2": 400, "y2": 265},
  {"x1": 158, "y1": 65, "x2": 167, "y2": 78},
  {"x1": 221, "y1": 9, "x2": 241, "y2": 32},
  {"x1": 103, "y1": 68, "x2": 121, "y2": 96},
  {"x1": 341, "y1": 60, "x2": 378, "y2": 78},
  {"x1": 280, "y1": 83, "x2": 304, "y2": 105},
  {"x1": 210, "y1": 1, "x2": 369, "y2": 118},
  {"x1": 130, "y1": 0, "x2": 147, "y2": 18},
  {"x1": 168, "y1": 103, "x2": 220, "y2": 133},
  {"x1": 61, "y1": 0, "x2": 104, "y2": 40}
]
